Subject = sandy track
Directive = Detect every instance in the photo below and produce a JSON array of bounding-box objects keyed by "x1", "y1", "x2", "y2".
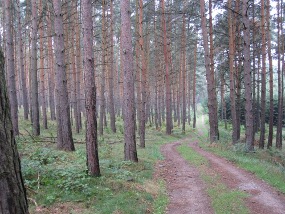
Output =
[{"x1": 155, "y1": 141, "x2": 213, "y2": 214}]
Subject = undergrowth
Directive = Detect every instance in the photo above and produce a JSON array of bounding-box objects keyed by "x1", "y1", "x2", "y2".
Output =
[{"x1": 17, "y1": 115, "x2": 186, "y2": 214}]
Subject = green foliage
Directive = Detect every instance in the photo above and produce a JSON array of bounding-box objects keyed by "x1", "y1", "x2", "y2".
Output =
[
  {"x1": 217, "y1": 94, "x2": 285, "y2": 126},
  {"x1": 18, "y1": 115, "x2": 187, "y2": 213}
]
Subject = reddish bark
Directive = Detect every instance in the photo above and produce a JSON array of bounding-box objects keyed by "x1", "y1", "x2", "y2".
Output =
[
  {"x1": 121, "y1": 0, "x2": 138, "y2": 162},
  {"x1": 82, "y1": 0, "x2": 100, "y2": 176}
]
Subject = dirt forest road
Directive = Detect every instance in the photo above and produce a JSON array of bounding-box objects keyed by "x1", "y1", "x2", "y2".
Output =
[{"x1": 155, "y1": 137, "x2": 285, "y2": 214}]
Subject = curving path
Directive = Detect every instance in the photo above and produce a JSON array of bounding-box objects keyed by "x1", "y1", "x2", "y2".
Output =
[{"x1": 155, "y1": 137, "x2": 285, "y2": 214}]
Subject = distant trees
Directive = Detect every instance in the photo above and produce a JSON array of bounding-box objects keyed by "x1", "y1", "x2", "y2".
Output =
[{"x1": 1, "y1": 0, "x2": 284, "y2": 176}]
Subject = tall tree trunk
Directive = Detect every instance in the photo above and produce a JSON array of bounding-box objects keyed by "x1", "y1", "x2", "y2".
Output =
[
  {"x1": 154, "y1": 18, "x2": 159, "y2": 130},
  {"x1": 4, "y1": 0, "x2": 19, "y2": 135},
  {"x1": 161, "y1": 0, "x2": 172, "y2": 135},
  {"x1": 121, "y1": 0, "x2": 138, "y2": 162},
  {"x1": 53, "y1": 0, "x2": 75, "y2": 151},
  {"x1": 267, "y1": 0, "x2": 274, "y2": 148},
  {"x1": 70, "y1": 1, "x2": 80, "y2": 133},
  {"x1": 108, "y1": 0, "x2": 116, "y2": 133},
  {"x1": 0, "y1": 48, "x2": 29, "y2": 214},
  {"x1": 242, "y1": 0, "x2": 254, "y2": 151},
  {"x1": 199, "y1": 0, "x2": 219, "y2": 142},
  {"x1": 259, "y1": 0, "x2": 267, "y2": 149},
  {"x1": 47, "y1": 10, "x2": 56, "y2": 121},
  {"x1": 220, "y1": 72, "x2": 227, "y2": 129},
  {"x1": 276, "y1": 0, "x2": 283, "y2": 149},
  {"x1": 139, "y1": 0, "x2": 147, "y2": 147},
  {"x1": 228, "y1": 0, "x2": 238, "y2": 144},
  {"x1": 31, "y1": 0, "x2": 40, "y2": 136},
  {"x1": 99, "y1": 0, "x2": 107, "y2": 136},
  {"x1": 192, "y1": 40, "x2": 197, "y2": 129},
  {"x1": 75, "y1": 7, "x2": 82, "y2": 131},
  {"x1": 39, "y1": 0, "x2": 48, "y2": 129},
  {"x1": 16, "y1": 0, "x2": 29, "y2": 120},
  {"x1": 181, "y1": 14, "x2": 186, "y2": 134},
  {"x1": 82, "y1": 0, "x2": 100, "y2": 176}
]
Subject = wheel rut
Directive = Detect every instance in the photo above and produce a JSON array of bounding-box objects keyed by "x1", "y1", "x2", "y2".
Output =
[
  {"x1": 155, "y1": 137, "x2": 285, "y2": 214},
  {"x1": 155, "y1": 141, "x2": 213, "y2": 214},
  {"x1": 190, "y1": 141, "x2": 285, "y2": 214}
]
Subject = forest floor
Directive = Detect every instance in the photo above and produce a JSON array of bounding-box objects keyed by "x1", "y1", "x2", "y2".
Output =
[
  {"x1": 155, "y1": 132, "x2": 285, "y2": 214},
  {"x1": 18, "y1": 113, "x2": 285, "y2": 213}
]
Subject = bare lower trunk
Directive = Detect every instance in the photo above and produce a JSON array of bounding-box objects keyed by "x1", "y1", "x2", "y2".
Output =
[
  {"x1": 108, "y1": 0, "x2": 116, "y2": 133},
  {"x1": 181, "y1": 14, "x2": 186, "y2": 133},
  {"x1": 243, "y1": 0, "x2": 254, "y2": 151},
  {"x1": 53, "y1": 0, "x2": 75, "y2": 151},
  {"x1": 82, "y1": 0, "x2": 100, "y2": 176},
  {"x1": 39, "y1": 0, "x2": 47, "y2": 129},
  {"x1": 161, "y1": 0, "x2": 172, "y2": 135},
  {"x1": 200, "y1": 0, "x2": 219, "y2": 142},
  {"x1": 228, "y1": 0, "x2": 238, "y2": 144},
  {"x1": 121, "y1": 0, "x2": 138, "y2": 162},
  {"x1": 47, "y1": 10, "x2": 56, "y2": 121},
  {"x1": 276, "y1": 0, "x2": 283, "y2": 150},
  {"x1": 4, "y1": 0, "x2": 19, "y2": 135},
  {"x1": 17, "y1": 0, "x2": 29, "y2": 120},
  {"x1": 0, "y1": 47, "x2": 29, "y2": 214},
  {"x1": 31, "y1": 0, "x2": 40, "y2": 136},
  {"x1": 267, "y1": 0, "x2": 274, "y2": 148},
  {"x1": 259, "y1": 0, "x2": 266, "y2": 149},
  {"x1": 193, "y1": 41, "x2": 197, "y2": 129},
  {"x1": 99, "y1": 0, "x2": 107, "y2": 136},
  {"x1": 139, "y1": 0, "x2": 146, "y2": 147}
]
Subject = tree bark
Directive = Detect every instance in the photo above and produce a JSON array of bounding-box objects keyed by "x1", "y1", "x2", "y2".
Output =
[
  {"x1": 75, "y1": 7, "x2": 82, "y2": 131},
  {"x1": 276, "y1": 0, "x2": 283, "y2": 150},
  {"x1": 121, "y1": 0, "x2": 138, "y2": 162},
  {"x1": 0, "y1": 47, "x2": 29, "y2": 214},
  {"x1": 199, "y1": 0, "x2": 219, "y2": 142},
  {"x1": 139, "y1": 0, "x2": 147, "y2": 147},
  {"x1": 181, "y1": 14, "x2": 186, "y2": 134},
  {"x1": 228, "y1": 0, "x2": 238, "y2": 144},
  {"x1": 47, "y1": 9, "x2": 56, "y2": 121},
  {"x1": 53, "y1": 0, "x2": 75, "y2": 151},
  {"x1": 4, "y1": 0, "x2": 19, "y2": 135},
  {"x1": 266, "y1": 0, "x2": 274, "y2": 149},
  {"x1": 31, "y1": 0, "x2": 40, "y2": 136},
  {"x1": 39, "y1": 0, "x2": 48, "y2": 130},
  {"x1": 16, "y1": 0, "x2": 29, "y2": 121},
  {"x1": 192, "y1": 41, "x2": 197, "y2": 129},
  {"x1": 99, "y1": 0, "x2": 107, "y2": 136},
  {"x1": 161, "y1": 0, "x2": 172, "y2": 135},
  {"x1": 242, "y1": 0, "x2": 254, "y2": 151},
  {"x1": 82, "y1": 0, "x2": 100, "y2": 176},
  {"x1": 259, "y1": 0, "x2": 266, "y2": 149},
  {"x1": 108, "y1": 0, "x2": 116, "y2": 133}
]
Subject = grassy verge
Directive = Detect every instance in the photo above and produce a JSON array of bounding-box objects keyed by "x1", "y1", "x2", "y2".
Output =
[
  {"x1": 177, "y1": 140, "x2": 249, "y2": 214},
  {"x1": 194, "y1": 122, "x2": 285, "y2": 195},
  {"x1": 17, "y1": 116, "x2": 185, "y2": 214}
]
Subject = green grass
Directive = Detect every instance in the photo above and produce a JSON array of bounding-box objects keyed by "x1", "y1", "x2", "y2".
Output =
[
  {"x1": 17, "y1": 114, "x2": 186, "y2": 214},
  {"x1": 177, "y1": 141, "x2": 249, "y2": 214}
]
